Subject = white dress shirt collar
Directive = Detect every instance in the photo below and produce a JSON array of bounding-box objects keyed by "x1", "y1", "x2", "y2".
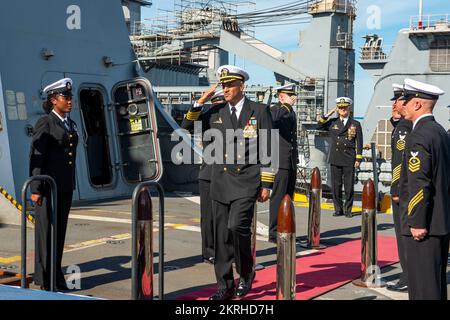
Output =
[
  {"x1": 413, "y1": 113, "x2": 433, "y2": 130},
  {"x1": 228, "y1": 96, "x2": 245, "y2": 119},
  {"x1": 340, "y1": 116, "x2": 349, "y2": 126},
  {"x1": 52, "y1": 109, "x2": 68, "y2": 122}
]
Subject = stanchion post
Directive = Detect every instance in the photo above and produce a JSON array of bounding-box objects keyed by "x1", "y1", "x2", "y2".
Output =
[
  {"x1": 131, "y1": 181, "x2": 165, "y2": 300},
  {"x1": 251, "y1": 205, "x2": 265, "y2": 271},
  {"x1": 21, "y1": 175, "x2": 57, "y2": 292},
  {"x1": 352, "y1": 179, "x2": 385, "y2": 288},
  {"x1": 302, "y1": 167, "x2": 325, "y2": 249},
  {"x1": 276, "y1": 195, "x2": 296, "y2": 300}
]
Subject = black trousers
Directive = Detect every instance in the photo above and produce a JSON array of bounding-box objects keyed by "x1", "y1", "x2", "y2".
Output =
[
  {"x1": 405, "y1": 234, "x2": 450, "y2": 300},
  {"x1": 330, "y1": 165, "x2": 354, "y2": 214},
  {"x1": 34, "y1": 191, "x2": 73, "y2": 287},
  {"x1": 199, "y1": 179, "x2": 214, "y2": 260},
  {"x1": 212, "y1": 197, "x2": 256, "y2": 290},
  {"x1": 391, "y1": 200, "x2": 408, "y2": 285},
  {"x1": 269, "y1": 168, "x2": 296, "y2": 240}
]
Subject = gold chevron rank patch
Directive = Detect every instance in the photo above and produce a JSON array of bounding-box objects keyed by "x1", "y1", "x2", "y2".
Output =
[
  {"x1": 408, "y1": 151, "x2": 420, "y2": 173},
  {"x1": 396, "y1": 135, "x2": 406, "y2": 151}
]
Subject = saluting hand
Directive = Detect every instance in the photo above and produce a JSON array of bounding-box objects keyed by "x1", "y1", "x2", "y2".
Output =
[
  {"x1": 198, "y1": 83, "x2": 220, "y2": 105},
  {"x1": 354, "y1": 161, "x2": 360, "y2": 169},
  {"x1": 325, "y1": 107, "x2": 337, "y2": 118}
]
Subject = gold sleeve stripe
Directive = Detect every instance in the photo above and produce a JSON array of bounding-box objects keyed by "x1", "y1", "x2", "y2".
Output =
[
  {"x1": 356, "y1": 154, "x2": 363, "y2": 160},
  {"x1": 392, "y1": 164, "x2": 401, "y2": 183},
  {"x1": 408, "y1": 189, "x2": 424, "y2": 215},
  {"x1": 261, "y1": 178, "x2": 275, "y2": 183},
  {"x1": 318, "y1": 117, "x2": 326, "y2": 124},
  {"x1": 186, "y1": 111, "x2": 201, "y2": 121}
]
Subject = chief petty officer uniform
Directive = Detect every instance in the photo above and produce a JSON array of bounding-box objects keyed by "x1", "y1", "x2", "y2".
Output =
[
  {"x1": 188, "y1": 65, "x2": 275, "y2": 300},
  {"x1": 388, "y1": 83, "x2": 412, "y2": 292},
  {"x1": 268, "y1": 84, "x2": 298, "y2": 242},
  {"x1": 397, "y1": 79, "x2": 450, "y2": 300},
  {"x1": 181, "y1": 91, "x2": 226, "y2": 264},
  {"x1": 317, "y1": 98, "x2": 363, "y2": 217},
  {"x1": 29, "y1": 78, "x2": 78, "y2": 290}
]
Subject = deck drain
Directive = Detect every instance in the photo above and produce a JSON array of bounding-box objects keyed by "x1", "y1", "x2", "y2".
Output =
[
  {"x1": 0, "y1": 265, "x2": 18, "y2": 270},
  {"x1": 106, "y1": 240, "x2": 125, "y2": 245},
  {"x1": 74, "y1": 223, "x2": 90, "y2": 227}
]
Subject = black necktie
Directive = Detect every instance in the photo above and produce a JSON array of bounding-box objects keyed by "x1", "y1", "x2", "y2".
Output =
[
  {"x1": 341, "y1": 118, "x2": 345, "y2": 125},
  {"x1": 63, "y1": 119, "x2": 70, "y2": 131},
  {"x1": 231, "y1": 106, "x2": 238, "y2": 130}
]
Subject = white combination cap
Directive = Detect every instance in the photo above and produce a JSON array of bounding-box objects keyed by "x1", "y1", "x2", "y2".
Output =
[
  {"x1": 400, "y1": 78, "x2": 444, "y2": 100},
  {"x1": 275, "y1": 83, "x2": 297, "y2": 95},
  {"x1": 216, "y1": 65, "x2": 249, "y2": 83},
  {"x1": 335, "y1": 97, "x2": 353, "y2": 107},
  {"x1": 43, "y1": 78, "x2": 73, "y2": 97}
]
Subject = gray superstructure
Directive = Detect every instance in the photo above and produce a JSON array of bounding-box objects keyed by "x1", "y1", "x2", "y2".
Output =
[{"x1": 0, "y1": 0, "x2": 199, "y2": 206}]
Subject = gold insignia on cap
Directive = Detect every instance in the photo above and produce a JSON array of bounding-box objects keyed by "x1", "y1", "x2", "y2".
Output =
[{"x1": 220, "y1": 68, "x2": 229, "y2": 77}]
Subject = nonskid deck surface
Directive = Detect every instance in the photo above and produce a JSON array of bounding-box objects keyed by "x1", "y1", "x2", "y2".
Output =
[{"x1": 0, "y1": 193, "x2": 448, "y2": 300}]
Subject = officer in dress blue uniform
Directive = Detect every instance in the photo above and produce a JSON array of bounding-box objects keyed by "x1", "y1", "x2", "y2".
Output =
[
  {"x1": 268, "y1": 83, "x2": 298, "y2": 243},
  {"x1": 29, "y1": 78, "x2": 79, "y2": 291},
  {"x1": 317, "y1": 97, "x2": 363, "y2": 218},
  {"x1": 181, "y1": 87, "x2": 226, "y2": 264},
  {"x1": 185, "y1": 65, "x2": 275, "y2": 300},
  {"x1": 387, "y1": 83, "x2": 412, "y2": 293},
  {"x1": 397, "y1": 78, "x2": 450, "y2": 300}
]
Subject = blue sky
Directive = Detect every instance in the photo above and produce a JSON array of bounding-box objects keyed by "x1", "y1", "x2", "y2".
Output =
[{"x1": 143, "y1": 1, "x2": 450, "y2": 116}]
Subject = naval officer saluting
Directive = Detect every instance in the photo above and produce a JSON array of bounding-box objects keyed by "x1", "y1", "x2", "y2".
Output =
[
  {"x1": 181, "y1": 86, "x2": 226, "y2": 264},
  {"x1": 397, "y1": 78, "x2": 450, "y2": 300},
  {"x1": 29, "y1": 78, "x2": 79, "y2": 291},
  {"x1": 317, "y1": 97, "x2": 363, "y2": 218},
  {"x1": 188, "y1": 65, "x2": 274, "y2": 300},
  {"x1": 268, "y1": 83, "x2": 298, "y2": 243}
]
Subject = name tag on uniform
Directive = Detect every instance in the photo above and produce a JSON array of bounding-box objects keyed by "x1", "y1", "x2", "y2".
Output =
[{"x1": 243, "y1": 118, "x2": 257, "y2": 138}]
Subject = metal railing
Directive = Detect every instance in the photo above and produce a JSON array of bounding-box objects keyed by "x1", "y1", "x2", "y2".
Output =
[
  {"x1": 409, "y1": 14, "x2": 450, "y2": 30},
  {"x1": 21, "y1": 175, "x2": 58, "y2": 291},
  {"x1": 359, "y1": 45, "x2": 393, "y2": 61}
]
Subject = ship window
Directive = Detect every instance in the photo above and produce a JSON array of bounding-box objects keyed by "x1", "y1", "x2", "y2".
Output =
[{"x1": 430, "y1": 39, "x2": 450, "y2": 72}]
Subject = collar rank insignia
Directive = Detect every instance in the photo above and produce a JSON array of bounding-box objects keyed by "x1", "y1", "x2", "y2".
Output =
[{"x1": 408, "y1": 151, "x2": 420, "y2": 173}]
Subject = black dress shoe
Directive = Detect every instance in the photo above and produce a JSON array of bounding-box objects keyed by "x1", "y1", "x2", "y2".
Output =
[
  {"x1": 333, "y1": 212, "x2": 344, "y2": 217},
  {"x1": 387, "y1": 282, "x2": 408, "y2": 292},
  {"x1": 345, "y1": 212, "x2": 353, "y2": 218},
  {"x1": 235, "y1": 272, "x2": 255, "y2": 298},
  {"x1": 204, "y1": 257, "x2": 215, "y2": 265},
  {"x1": 268, "y1": 237, "x2": 277, "y2": 244},
  {"x1": 209, "y1": 288, "x2": 235, "y2": 300}
]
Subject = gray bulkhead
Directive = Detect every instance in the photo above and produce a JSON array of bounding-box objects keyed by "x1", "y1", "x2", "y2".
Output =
[{"x1": 0, "y1": 0, "x2": 196, "y2": 201}]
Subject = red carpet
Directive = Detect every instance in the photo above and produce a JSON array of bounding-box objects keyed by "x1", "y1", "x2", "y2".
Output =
[{"x1": 178, "y1": 236, "x2": 399, "y2": 300}]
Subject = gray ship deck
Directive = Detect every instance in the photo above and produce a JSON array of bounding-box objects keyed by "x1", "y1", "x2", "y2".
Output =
[{"x1": 0, "y1": 195, "x2": 448, "y2": 300}]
